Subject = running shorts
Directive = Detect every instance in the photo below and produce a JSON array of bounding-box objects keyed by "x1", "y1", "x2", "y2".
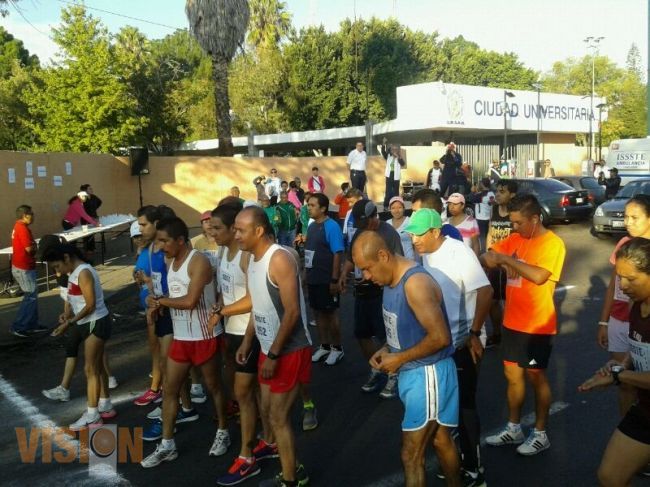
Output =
[
  {"x1": 258, "y1": 347, "x2": 312, "y2": 393},
  {"x1": 168, "y1": 336, "x2": 222, "y2": 366},
  {"x1": 65, "y1": 315, "x2": 112, "y2": 357},
  {"x1": 502, "y1": 326, "x2": 553, "y2": 369},
  {"x1": 225, "y1": 333, "x2": 261, "y2": 374}
]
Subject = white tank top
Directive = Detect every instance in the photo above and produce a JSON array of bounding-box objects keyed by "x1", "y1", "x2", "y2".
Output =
[
  {"x1": 67, "y1": 263, "x2": 109, "y2": 324},
  {"x1": 247, "y1": 244, "x2": 311, "y2": 355},
  {"x1": 218, "y1": 248, "x2": 250, "y2": 336},
  {"x1": 167, "y1": 249, "x2": 221, "y2": 341}
]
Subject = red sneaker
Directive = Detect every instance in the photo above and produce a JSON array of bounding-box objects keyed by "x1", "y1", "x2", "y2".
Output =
[
  {"x1": 134, "y1": 389, "x2": 161, "y2": 406},
  {"x1": 252, "y1": 439, "x2": 279, "y2": 461}
]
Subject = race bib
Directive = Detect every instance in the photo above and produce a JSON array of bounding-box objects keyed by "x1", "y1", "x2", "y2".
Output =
[
  {"x1": 253, "y1": 311, "x2": 279, "y2": 354},
  {"x1": 304, "y1": 249, "x2": 315, "y2": 269},
  {"x1": 220, "y1": 269, "x2": 235, "y2": 303},
  {"x1": 383, "y1": 308, "x2": 401, "y2": 350},
  {"x1": 630, "y1": 339, "x2": 650, "y2": 372},
  {"x1": 151, "y1": 271, "x2": 163, "y2": 296}
]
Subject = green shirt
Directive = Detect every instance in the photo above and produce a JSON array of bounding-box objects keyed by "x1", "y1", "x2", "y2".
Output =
[
  {"x1": 299, "y1": 206, "x2": 310, "y2": 233},
  {"x1": 263, "y1": 206, "x2": 281, "y2": 235},
  {"x1": 277, "y1": 202, "x2": 297, "y2": 231}
]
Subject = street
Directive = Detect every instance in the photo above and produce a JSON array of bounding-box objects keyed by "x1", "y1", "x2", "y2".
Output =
[{"x1": 0, "y1": 220, "x2": 648, "y2": 486}]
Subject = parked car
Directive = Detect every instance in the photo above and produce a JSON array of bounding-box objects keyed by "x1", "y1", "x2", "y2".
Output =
[
  {"x1": 510, "y1": 178, "x2": 593, "y2": 225},
  {"x1": 592, "y1": 178, "x2": 650, "y2": 237},
  {"x1": 552, "y1": 175, "x2": 606, "y2": 207}
]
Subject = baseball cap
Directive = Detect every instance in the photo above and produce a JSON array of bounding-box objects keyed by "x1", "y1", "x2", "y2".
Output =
[
  {"x1": 447, "y1": 193, "x2": 465, "y2": 204},
  {"x1": 243, "y1": 200, "x2": 260, "y2": 208},
  {"x1": 200, "y1": 210, "x2": 212, "y2": 222},
  {"x1": 77, "y1": 191, "x2": 89, "y2": 199},
  {"x1": 389, "y1": 196, "x2": 405, "y2": 208},
  {"x1": 352, "y1": 200, "x2": 377, "y2": 228},
  {"x1": 130, "y1": 220, "x2": 142, "y2": 238},
  {"x1": 404, "y1": 209, "x2": 442, "y2": 236}
]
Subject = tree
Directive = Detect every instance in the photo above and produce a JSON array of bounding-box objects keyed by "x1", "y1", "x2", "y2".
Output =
[
  {"x1": 25, "y1": 5, "x2": 145, "y2": 153},
  {"x1": 0, "y1": 60, "x2": 34, "y2": 149},
  {"x1": 186, "y1": 0, "x2": 250, "y2": 156},
  {"x1": 247, "y1": 0, "x2": 292, "y2": 50},
  {"x1": 0, "y1": 0, "x2": 18, "y2": 17},
  {"x1": 0, "y1": 26, "x2": 38, "y2": 78}
]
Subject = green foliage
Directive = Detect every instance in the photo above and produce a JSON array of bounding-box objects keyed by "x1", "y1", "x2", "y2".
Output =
[
  {"x1": 0, "y1": 60, "x2": 35, "y2": 149},
  {"x1": 0, "y1": 26, "x2": 38, "y2": 78},
  {"x1": 247, "y1": 0, "x2": 292, "y2": 50}
]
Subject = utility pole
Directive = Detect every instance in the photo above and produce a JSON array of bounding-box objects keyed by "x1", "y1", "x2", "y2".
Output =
[{"x1": 584, "y1": 36, "x2": 604, "y2": 159}]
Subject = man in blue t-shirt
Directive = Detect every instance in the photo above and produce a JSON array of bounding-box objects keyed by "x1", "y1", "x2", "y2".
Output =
[
  {"x1": 305, "y1": 193, "x2": 346, "y2": 366},
  {"x1": 352, "y1": 230, "x2": 460, "y2": 486}
]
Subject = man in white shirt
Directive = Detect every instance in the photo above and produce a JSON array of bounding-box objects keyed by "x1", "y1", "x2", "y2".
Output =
[
  {"x1": 347, "y1": 142, "x2": 367, "y2": 192},
  {"x1": 265, "y1": 168, "x2": 282, "y2": 205}
]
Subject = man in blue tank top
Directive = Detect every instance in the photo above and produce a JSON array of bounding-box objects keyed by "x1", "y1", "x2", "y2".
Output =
[{"x1": 352, "y1": 231, "x2": 461, "y2": 487}]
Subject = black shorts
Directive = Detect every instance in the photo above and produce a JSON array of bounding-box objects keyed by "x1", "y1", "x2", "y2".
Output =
[
  {"x1": 501, "y1": 326, "x2": 553, "y2": 369},
  {"x1": 453, "y1": 346, "x2": 478, "y2": 410},
  {"x1": 225, "y1": 333, "x2": 260, "y2": 374},
  {"x1": 354, "y1": 294, "x2": 386, "y2": 340},
  {"x1": 155, "y1": 308, "x2": 174, "y2": 338},
  {"x1": 65, "y1": 315, "x2": 112, "y2": 357},
  {"x1": 618, "y1": 404, "x2": 650, "y2": 445},
  {"x1": 488, "y1": 268, "x2": 507, "y2": 301},
  {"x1": 307, "y1": 284, "x2": 340, "y2": 311}
]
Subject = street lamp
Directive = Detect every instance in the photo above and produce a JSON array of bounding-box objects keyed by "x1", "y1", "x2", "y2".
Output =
[
  {"x1": 531, "y1": 82, "x2": 542, "y2": 161},
  {"x1": 596, "y1": 102, "x2": 607, "y2": 162},
  {"x1": 584, "y1": 36, "x2": 604, "y2": 160},
  {"x1": 503, "y1": 90, "x2": 516, "y2": 167}
]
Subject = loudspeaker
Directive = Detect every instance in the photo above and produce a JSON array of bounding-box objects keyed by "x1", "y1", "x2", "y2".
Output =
[{"x1": 130, "y1": 147, "x2": 149, "y2": 176}]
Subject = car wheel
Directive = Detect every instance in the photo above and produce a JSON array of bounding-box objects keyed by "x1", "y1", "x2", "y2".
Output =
[
  {"x1": 540, "y1": 209, "x2": 551, "y2": 227},
  {"x1": 590, "y1": 227, "x2": 610, "y2": 240}
]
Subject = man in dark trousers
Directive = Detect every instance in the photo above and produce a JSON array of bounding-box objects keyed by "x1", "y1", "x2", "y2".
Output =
[
  {"x1": 440, "y1": 143, "x2": 463, "y2": 197},
  {"x1": 79, "y1": 184, "x2": 102, "y2": 256},
  {"x1": 381, "y1": 138, "x2": 405, "y2": 209},
  {"x1": 599, "y1": 167, "x2": 622, "y2": 199}
]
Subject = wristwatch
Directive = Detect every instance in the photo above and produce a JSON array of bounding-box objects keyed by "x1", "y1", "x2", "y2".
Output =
[
  {"x1": 469, "y1": 329, "x2": 481, "y2": 338},
  {"x1": 267, "y1": 351, "x2": 280, "y2": 360},
  {"x1": 611, "y1": 365, "x2": 625, "y2": 385}
]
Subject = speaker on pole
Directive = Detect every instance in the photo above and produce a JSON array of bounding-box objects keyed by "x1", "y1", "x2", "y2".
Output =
[{"x1": 129, "y1": 147, "x2": 149, "y2": 176}]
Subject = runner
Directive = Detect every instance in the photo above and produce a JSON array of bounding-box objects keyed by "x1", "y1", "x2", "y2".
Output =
[
  {"x1": 411, "y1": 189, "x2": 463, "y2": 242},
  {"x1": 579, "y1": 238, "x2": 650, "y2": 485},
  {"x1": 387, "y1": 196, "x2": 415, "y2": 261},
  {"x1": 141, "y1": 217, "x2": 230, "y2": 467},
  {"x1": 446, "y1": 193, "x2": 480, "y2": 256},
  {"x1": 352, "y1": 230, "x2": 460, "y2": 486},
  {"x1": 481, "y1": 194, "x2": 566, "y2": 456},
  {"x1": 43, "y1": 243, "x2": 116, "y2": 430},
  {"x1": 234, "y1": 206, "x2": 311, "y2": 486},
  {"x1": 406, "y1": 209, "x2": 492, "y2": 485}
]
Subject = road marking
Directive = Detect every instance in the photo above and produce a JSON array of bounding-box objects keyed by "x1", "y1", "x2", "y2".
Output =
[{"x1": 555, "y1": 285, "x2": 575, "y2": 293}]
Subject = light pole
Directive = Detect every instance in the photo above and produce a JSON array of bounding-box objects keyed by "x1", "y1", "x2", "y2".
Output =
[
  {"x1": 532, "y1": 82, "x2": 542, "y2": 161},
  {"x1": 502, "y1": 90, "x2": 515, "y2": 166},
  {"x1": 596, "y1": 102, "x2": 607, "y2": 162},
  {"x1": 584, "y1": 36, "x2": 604, "y2": 160}
]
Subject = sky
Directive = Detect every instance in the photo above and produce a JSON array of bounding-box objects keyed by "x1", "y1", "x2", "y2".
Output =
[{"x1": 1, "y1": 0, "x2": 648, "y2": 76}]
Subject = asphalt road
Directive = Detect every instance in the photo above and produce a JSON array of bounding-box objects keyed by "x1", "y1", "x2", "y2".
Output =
[{"x1": 1, "y1": 220, "x2": 649, "y2": 486}]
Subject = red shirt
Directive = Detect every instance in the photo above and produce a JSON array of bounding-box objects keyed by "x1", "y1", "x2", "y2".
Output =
[
  {"x1": 334, "y1": 193, "x2": 350, "y2": 219},
  {"x1": 12, "y1": 220, "x2": 36, "y2": 270}
]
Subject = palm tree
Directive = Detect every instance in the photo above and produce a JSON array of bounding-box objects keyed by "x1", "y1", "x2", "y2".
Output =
[
  {"x1": 247, "y1": 0, "x2": 292, "y2": 50},
  {"x1": 186, "y1": 0, "x2": 249, "y2": 156}
]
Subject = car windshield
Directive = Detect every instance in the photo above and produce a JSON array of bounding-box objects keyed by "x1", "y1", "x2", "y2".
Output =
[{"x1": 615, "y1": 181, "x2": 650, "y2": 198}]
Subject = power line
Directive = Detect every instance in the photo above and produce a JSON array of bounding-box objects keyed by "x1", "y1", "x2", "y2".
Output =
[
  {"x1": 55, "y1": 0, "x2": 183, "y2": 31},
  {"x1": 11, "y1": 3, "x2": 53, "y2": 40}
]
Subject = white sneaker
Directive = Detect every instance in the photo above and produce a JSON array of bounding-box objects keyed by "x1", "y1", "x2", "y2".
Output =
[
  {"x1": 108, "y1": 376, "x2": 118, "y2": 389},
  {"x1": 485, "y1": 424, "x2": 525, "y2": 446},
  {"x1": 42, "y1": 385, "x2": 70, "y2": 402},
  {"x1": 190, "y1": 385, "x2": 207, "y2": 404},
  {"x1": 379, "y1": 374, "x2": 398, "y2": 399},
  {"x1": 325, "y1": 348, "x2": 344, "y2": 366},
  {"x1": 69, "y1": 411, "x2": 102, "y2": 431},
  {"x1": 147, "y1": 406, "x2": 162, "y2": 420},
  {"x1": 141, "y1": 443, "x2": 178, "y2": 468},
  {"x1": 209, "y1": 429, "x2": 231, "y2": 457},
  {"x1": 516, "y1": 429, "x2": 550, "y2": 456},
  {"x1": 311, "y1": 345, "x2": 330, "y2": 362}
]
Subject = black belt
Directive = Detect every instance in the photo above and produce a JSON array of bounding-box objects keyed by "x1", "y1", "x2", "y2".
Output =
[{"x1": 350, "y1": 169, "x2": 366, "y2": 173}]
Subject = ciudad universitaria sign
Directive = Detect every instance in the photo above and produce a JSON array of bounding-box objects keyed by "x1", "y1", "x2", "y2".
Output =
[{"x1": 396, "y1": 81, "x2": 607, "y2": 134}]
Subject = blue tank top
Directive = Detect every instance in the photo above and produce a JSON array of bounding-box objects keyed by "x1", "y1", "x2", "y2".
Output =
[
  {"x1": 134, "y1": 246, "x2": 169, "y2": 309},
  {"x1": 382, "y1": 265, "x2": 454, "y2": 371}
]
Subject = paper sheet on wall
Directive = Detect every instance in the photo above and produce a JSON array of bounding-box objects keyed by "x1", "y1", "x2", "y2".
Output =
[
  {"x1": 53, "y1": 175, "x2": 63, "y2": 187},
  {"x1": 65, "y1": 161, "x2": 72, "y2": 175},
  {"x1": 8, "y1": 168, "x2": 15, "y2": 183},
  {"x1": 25, "y1": 177, "x2": 34, "y2": 190},
  {"x1": 25, "y1": 161, "x2": 33, "y2": 176},
  {"x1": 37, "y1": 166, "x2": 47, "y2": 177}
]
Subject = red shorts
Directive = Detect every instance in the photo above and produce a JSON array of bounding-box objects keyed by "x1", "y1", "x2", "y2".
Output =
[
  {"x1": 168, "y1": 336, "x2": 223, "y2": 366},
  {"x1": 258, "y1": 347, "x2": 312, "y2": 393}
]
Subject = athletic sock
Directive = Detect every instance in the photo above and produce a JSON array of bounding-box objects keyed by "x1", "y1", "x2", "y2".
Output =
[
  {"x1": 87, "y1": 407, "x2": 98, "y2": 417},
  {"x1": 240, "y1": 455, "x2": 254, "y2": 464},
  {"x1": 507, "y1": 421, "x2": 521, "y2": 431},
  {"x1": 98, "y1": 398, "x2": 112, "y2": 410},
  {"x1": 161, "y1": 438, "x2": 175, "y2": 450},
  {"x1": 190, "y1": 383, "x2": 203, "y2": 393},
  {"x1": 182, "y1": 406, "x2": 194, "y2": 413}
]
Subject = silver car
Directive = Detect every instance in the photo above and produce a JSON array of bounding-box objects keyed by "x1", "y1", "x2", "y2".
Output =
[{"x1": 592, "y1": 179, "x2": 650, "y2": 237}]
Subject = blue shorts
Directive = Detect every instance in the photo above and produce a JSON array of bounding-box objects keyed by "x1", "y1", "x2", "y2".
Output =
[{"x1": 398, "y1": 357, "x2": 459, "y2": 431}]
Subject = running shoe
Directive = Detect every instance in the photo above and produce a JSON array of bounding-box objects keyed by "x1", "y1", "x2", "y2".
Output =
[
  {"x1": 260, "y1": 464, "x2": 309, "y2": 487},
  {"x1": 361, "y1": 370, "x2": 383, "y2": 393},
  {"x1": 134, "y1": 389, "x2": 162, "y2": 406},
  {"x1": 11, "y1": 329, "x2": 29, "y2": 338},
  {"x1": 141, "y1": 443, "x2": 178, "y2": 468},
  {"x1": 99, "y1": 407, "x2": 117, "y2": 419},
  {"x1": 176, "y1": 408, "x2": 199, "y2": 423},
  {"x1": 638, "y1": 463, "x2": 650, "y2": 477},
  {"x1": 324, "y1": 348, "x2": 344, "y2": 366},
  {"x1": 462, "y1": 469, "x2": 487, "y2": 487},
  {"x1": 253, "y1": 439, "x2": 279, "y2": 461},
  {"x1": 190, "y1": 385, "x2": 207, "y2": 404},
  {"x1": 143, "y1": 420, "x2": 166, "y2": 442},
  {"x1": 379, "y1": 374, "x2": 398, "y2": 399},
  {"x1": 216, "y1": 457, "x2": 261, "y2": 486},
  {"x1": 516, "y1": 429, "x2": 550, "y2": 456},
  {"x1": 42, "y1": 385, "x2": 70, "y2": 402},
  {"x1": 486, "y1": 423, "x2": 525, "y2": 446},
  {"x1": 302, "y1": 405, "x2": 318, "y2": 431},
  {"x1": 69, "y1": 411, "x2": 103, "y2": 431},
  {"x1": 147, "y1": 406, "x2": 162, "y2": 420},
  {"x1": 209, "y1": 429, "x2": 231, "y2": 457},
  {"x1": 311, "y1": 345, "x2": 330, "y2": 362},
  {"x1": 108, "y1": 376, "x2": 118, "y2": 389}
]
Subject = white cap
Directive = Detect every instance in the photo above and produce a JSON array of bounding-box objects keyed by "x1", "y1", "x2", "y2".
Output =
[
  {"x1": 77, "y1": 191, "x2": 89, "y2": 199},
  {"x1": 243, "y1": 200, "x2": 260, "y2": 208},
  {"x1": 129, "y1": 220, "x2": 141, "y2": 238}
]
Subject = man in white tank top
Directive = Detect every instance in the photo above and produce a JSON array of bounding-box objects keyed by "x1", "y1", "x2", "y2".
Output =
[
  {"x1": 141, "y1": 217, "x2": 230, "y2": 468},
  {"x1": 234, "y1": 206, "x2": 312, "y2": 486}
]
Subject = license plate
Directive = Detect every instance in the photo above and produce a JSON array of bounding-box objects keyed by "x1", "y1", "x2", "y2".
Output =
[
  {"x1": 576, "y1": 197, "x2": 583, "y2": 203},
  {"x1": 612, "y1": 220, "x2": 625, "y2": 228}
]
